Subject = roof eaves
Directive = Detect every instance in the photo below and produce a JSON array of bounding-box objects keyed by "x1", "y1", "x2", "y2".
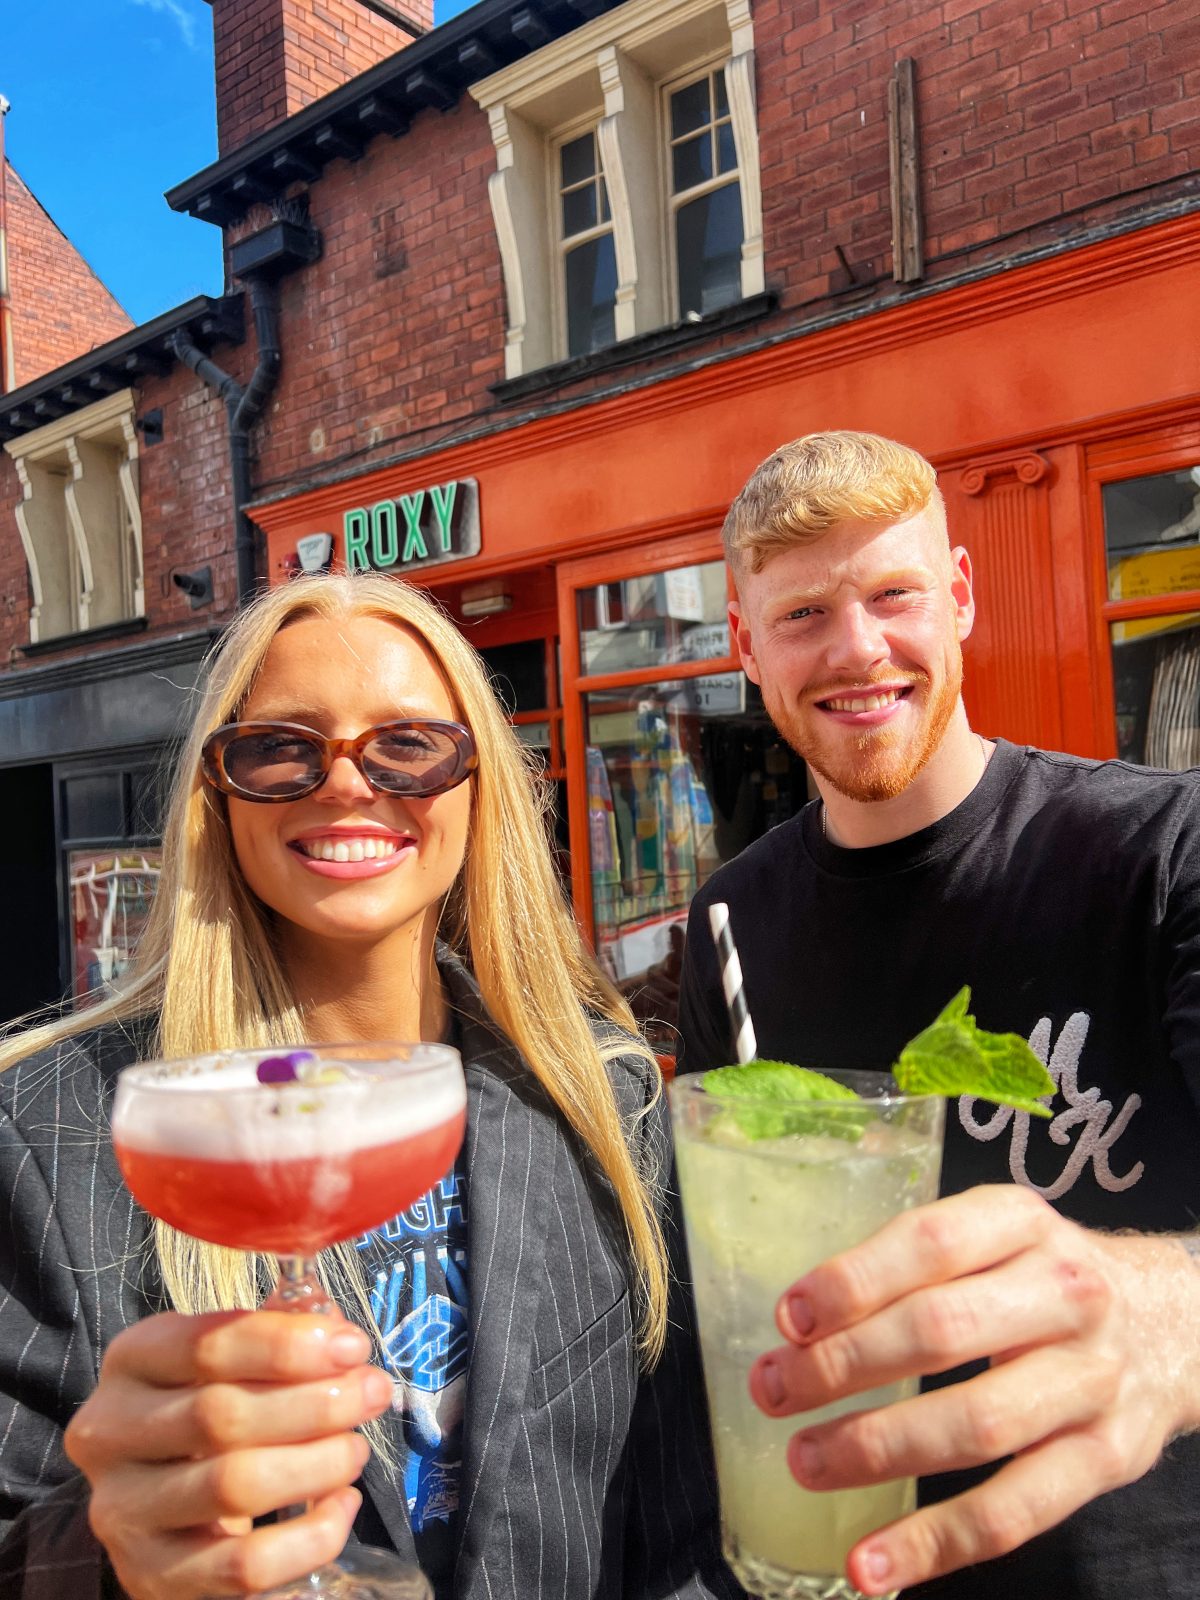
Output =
[
  {"x1": 165, "y1": 0, "x2": 615, "y2": 227},
  {"x1": 0, "y1": 294, "x2": 245, "y2": 443}
]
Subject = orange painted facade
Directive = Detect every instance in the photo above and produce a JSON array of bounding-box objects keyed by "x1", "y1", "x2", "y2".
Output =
[{"x1": 251, "y1": 212, "x2": 1200, "y2": 942}]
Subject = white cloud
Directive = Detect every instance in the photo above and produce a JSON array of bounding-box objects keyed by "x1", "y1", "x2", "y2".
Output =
[{"x1": 129, "y1": 0, "x2": 200, "y2": 51}]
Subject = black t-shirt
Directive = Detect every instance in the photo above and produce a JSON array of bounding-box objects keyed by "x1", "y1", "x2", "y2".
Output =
[{"x1": 677, "y1": 739, "x2": 1200, "y2": 1599}]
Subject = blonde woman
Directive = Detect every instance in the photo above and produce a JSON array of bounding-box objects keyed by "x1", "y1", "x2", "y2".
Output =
[{"x1": 0, "y1": 575, "x2": 738, "y2": 1600}]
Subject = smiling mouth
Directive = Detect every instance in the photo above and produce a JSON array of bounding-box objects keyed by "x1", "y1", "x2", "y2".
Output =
[
  {"x1": 816, "y1": 687, "x2": 912, "y2": 713},
  {"x1": 291, "y1": 836, "x2": 407, "y2": 863}
]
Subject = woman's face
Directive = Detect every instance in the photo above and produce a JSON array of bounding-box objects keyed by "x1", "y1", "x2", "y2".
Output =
[{"x1": 225, "y1": 613, "x2": 472, "y2": 954}]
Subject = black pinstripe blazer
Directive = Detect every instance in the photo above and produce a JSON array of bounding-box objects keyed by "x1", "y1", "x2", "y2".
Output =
[{"x1": 0, "y1": 954, "x2": 744, "y2": 1599}]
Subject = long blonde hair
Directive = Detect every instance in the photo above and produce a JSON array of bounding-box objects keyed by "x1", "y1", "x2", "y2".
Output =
[{"x1": 1, "y1": 574, "x2": 668, "y2": 1368}]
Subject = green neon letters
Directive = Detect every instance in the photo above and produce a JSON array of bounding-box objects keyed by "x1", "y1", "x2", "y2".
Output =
[{"x1": 343, "y1": 478, "x2": 474, "y2": 572}]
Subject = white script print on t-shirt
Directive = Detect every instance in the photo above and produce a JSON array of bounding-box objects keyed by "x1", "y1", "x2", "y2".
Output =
[{"x1": 958, "y1": 1011, "x2": 1144, "y2": 1201}]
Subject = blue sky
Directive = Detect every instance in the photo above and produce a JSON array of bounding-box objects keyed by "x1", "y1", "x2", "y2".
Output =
[{"x1": 4, "y1": 0, "x2": 478, "y2": 327}]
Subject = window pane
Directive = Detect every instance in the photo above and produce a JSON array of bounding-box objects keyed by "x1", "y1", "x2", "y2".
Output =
[
  {"x1": 676, "y1": 182, "x2": 744, "y2": 317},
  {"x1": 479, "y1": 639, "x2": 548, "y2": 717},
  {"x1": 672, "y1": 130, "x2": 713, "y2": 193},
  {"x1": 717, "y1": 118, "x2": 738, "y2": 175},
  {"x1": 1104, "y1": 467, "x2": 1200, "y2": 601},
  {"x1": 714, "y1": 69, "x2": 729, "y2": 118},
  {"x1": 577, "y1": 561, "x2": 729, "y2": 675},
  {"x1": 69, "y1": 847, "x2": 163, "y2": 1000},
  {"x1": 560, "y1": 132, "x2": 596, "y2": 188},
  {"x1": 584, "y1": 680, "x2": 807, "y2": 1048},
  {"x1": 599, "y1": 178, "x2": 611, "y2": 224},
  {"x1": 565, "y1": 233, "x2": 617, "y2": 358},
  {"x1": 562, "y1": 181, "x2": 598, "y2": 238},
  {"x1": 1110, "y1": 611, "x2": 1200, "y2": 769},
  {"x1": 61, "y1": 772, "x2": 124, "y2": 839},
  {"x1": 670, "y1": 77, "x2": 711, "y2": 140}
]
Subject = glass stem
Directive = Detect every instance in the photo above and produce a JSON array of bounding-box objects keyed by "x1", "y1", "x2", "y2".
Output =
[{"x1": 263, "y1": 1255, "x2": 332, "y2": 1531}]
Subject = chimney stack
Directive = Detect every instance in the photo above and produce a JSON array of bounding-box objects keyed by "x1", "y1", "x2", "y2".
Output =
[{"x1": 209, "y1": 0, "x2": 432, "y2": 156}]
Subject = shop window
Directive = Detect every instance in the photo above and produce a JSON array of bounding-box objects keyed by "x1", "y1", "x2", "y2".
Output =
[
  {"x1": 470, "y1": 0, "x2": 763, "y2": 378},
  {"x1": 3, "y1": 390, "x2": 143, "y2": 643},
  {"x1": 1103, "y1": 463, "x2": 1200, "y2": 768}
]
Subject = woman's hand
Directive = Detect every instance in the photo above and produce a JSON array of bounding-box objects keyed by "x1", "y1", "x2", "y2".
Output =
[
  {"x1": 65, "y1": 1307, "x2": 394, "y2": 1599},
  {"x1": 748, "y1": 1185, "x2": 1200, "y2": 1594}
]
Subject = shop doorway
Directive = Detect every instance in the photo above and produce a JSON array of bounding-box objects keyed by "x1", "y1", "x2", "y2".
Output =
[
  {"x1": 0, "y1": 763, "x2": 60, "y2": 1023},
  {"x1": 558, "y1": 532, "x2": 810, "y2": 1056}
]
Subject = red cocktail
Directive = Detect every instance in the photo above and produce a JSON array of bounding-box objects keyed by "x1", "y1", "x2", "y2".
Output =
[{"x1": 112, "y1": 1041, "x2": 466, "y2": 1600}]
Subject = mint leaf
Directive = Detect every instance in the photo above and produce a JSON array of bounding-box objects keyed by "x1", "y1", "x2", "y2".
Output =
[
  {"x1": 701, "y1": 1060, "x2": 869, "y2": 1142},
  {"x1": 893, "y1": 987, "x2": 1054, "y2": 1117}
]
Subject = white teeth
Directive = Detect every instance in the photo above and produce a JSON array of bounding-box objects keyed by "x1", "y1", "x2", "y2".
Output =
[
  {"x1": 298, "y1": 837, "x2": 400, "y2": 861},
  {"x1": 827, "y1": 691, "x2": 899, "y2": 713}
]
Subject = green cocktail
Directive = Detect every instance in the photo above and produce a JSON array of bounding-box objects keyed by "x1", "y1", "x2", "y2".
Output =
[{"x1": 670, "y1": 1069, "x2": 945, "y2": 1600}]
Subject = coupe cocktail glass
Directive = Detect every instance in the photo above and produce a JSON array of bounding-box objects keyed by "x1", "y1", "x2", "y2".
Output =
[
  {"x1": 670, "y1": 1071, "x2": 944, "y2": 1600},
  {"x1": 113, "y1": 1041, "x2": 468, "y2": 1600}
]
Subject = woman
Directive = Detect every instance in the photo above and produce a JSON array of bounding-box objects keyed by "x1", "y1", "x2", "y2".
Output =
[{"x1": 0, "y1": 574, "x2": 736, "y2": 1600}]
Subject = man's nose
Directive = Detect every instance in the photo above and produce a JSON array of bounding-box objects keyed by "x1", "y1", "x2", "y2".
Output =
[{"x1": 826, "y1": 604, "x2": 887, "y2": 672}]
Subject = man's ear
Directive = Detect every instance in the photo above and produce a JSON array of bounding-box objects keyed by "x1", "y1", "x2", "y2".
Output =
[
  {"x1": 950, "y1": 546, "x2": 976, "y2": 643},
  {"x1": 728, "y1": 597, "x2": 762, "y2": 685}
]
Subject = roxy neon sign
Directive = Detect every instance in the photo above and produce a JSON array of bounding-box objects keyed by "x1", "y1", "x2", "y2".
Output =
[{"x1": 343, "y1": 478, "x2": 480, "y2": 572}]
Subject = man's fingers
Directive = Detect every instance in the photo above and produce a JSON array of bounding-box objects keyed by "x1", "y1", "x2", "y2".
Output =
[
  {"x1": 844, "y1": 1430, "x2": 1130, "y2": 1596},
  {"x1": 785, "y1": 1345, "x2": 1120, "y2": 1488},
  {"x1": 776, "y1": 1186, "x2": 1056, "y2": 1345},
  {"x1": 753, "y1": 1248, "x2": 1111, "y2": 1415},
  {"x1": 99, "y1": 1310, "x2": 373, "y2": 1388}
]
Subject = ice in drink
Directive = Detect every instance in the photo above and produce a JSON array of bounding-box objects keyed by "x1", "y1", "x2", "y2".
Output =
[{"x1": 671, "y1": 1073, "x2": 944, "y2": 1600}]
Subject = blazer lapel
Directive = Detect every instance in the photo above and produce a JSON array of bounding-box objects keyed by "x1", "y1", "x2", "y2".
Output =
[{"x1": 441, "y1": 957, "x2": 557, "y2": 1594}]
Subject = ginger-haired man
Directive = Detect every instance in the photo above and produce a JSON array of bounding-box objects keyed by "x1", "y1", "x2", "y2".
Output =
[{"x1": 679, "y1": 431, "x2": 1200, "y2": 1599}]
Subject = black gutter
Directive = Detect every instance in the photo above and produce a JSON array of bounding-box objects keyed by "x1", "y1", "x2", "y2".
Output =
[
  {"x1": 166, "y1": 0, "x2": 618, "y2": 228},
  {"x1": 0, "y1": 295, "x2": 244, "y2": 442},
  {"x1": 170, "y1": 280, "x2": 281, "y2": 606}
]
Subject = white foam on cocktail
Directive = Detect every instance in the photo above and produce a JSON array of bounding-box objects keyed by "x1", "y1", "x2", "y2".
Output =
[{"x1": 113, "y1": 1062, "x2": 466, "y2": 1163}]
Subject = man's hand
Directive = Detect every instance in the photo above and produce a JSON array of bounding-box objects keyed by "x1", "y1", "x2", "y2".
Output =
[{"x1": 748, "y1": 1185, "x2": 1200, "y2": 1595}]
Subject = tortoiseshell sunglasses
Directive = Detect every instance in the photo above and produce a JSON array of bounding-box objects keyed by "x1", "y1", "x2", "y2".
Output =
[{"x1": 201, "y1": 719, "x2": 478, "y2": 802}]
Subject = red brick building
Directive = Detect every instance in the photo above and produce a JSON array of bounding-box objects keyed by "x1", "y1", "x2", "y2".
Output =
[{"x1": 1, "y1": 0, "x2": 1198, "y2": 1021}]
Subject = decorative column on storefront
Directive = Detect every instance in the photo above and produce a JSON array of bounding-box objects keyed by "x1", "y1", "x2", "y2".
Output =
[{"x1": 953, "y1": 450, "x2": 1063, "y2": 750}]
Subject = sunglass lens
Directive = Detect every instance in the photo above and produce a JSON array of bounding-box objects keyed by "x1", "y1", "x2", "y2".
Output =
[
  {"x1": 224, "y1": 730, "x2": 323, "y2": 797},
  {"x1": 363, "y1": 726, "x2": 464, "y2": 795}
]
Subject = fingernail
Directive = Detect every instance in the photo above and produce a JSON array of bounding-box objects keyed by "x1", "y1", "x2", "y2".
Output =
[
  {"x1": 860, "y1": 1544, "x2": 893, "y2": 1589},
  {"x1": 790, "y1": 1433, "x2": 823, "y2": 1483},
  {"x1": 330, "y1": 1328, "x2": 372, "y2": 1365},
  {"x1": 364, "y1": 1368, "x2": 393, "y2": 1408},
  {"x1": 755, "y1": 1356, "x2": 785, "y2": 1409},
  {"x1": 783, "y1": 1293, "x2": 815, "y2": 1340}
]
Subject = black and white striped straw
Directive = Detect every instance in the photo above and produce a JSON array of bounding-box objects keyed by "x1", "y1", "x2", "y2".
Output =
[{"x1": 708, "y1": 900, "x2": 758, "y2": 1063}]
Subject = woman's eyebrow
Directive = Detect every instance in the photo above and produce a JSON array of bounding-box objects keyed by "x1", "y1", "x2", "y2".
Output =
[{"x1": 242, "y1": 705, "x2": 441, "y2": 725}]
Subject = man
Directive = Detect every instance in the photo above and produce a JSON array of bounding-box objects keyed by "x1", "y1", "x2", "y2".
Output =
[{"x1": 677, "y1": 431, "x2": 1200, "y2": 1599}]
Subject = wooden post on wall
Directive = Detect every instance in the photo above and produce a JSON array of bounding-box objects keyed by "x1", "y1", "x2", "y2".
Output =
[{"x1": 888, "y1": 57, "x2": 923, "y2": 283}]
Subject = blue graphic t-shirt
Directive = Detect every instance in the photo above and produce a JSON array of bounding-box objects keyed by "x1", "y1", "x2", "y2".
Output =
[{"x1": 354, "y1": 1132, "x2": 468, "y2": 1584}]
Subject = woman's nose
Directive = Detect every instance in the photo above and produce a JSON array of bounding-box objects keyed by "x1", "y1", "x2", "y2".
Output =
[{"x1": 315, "y1": 753, "x2": 377, "y2": 802}]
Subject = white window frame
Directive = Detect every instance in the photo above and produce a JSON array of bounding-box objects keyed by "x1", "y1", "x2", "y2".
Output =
[
  {"x1": 550, "y1": 118, "x2": 617, "y2": 360},
  {"x1": 4, "y1": 389, "x2": 143, "y2": 643},
  {"x1": 661, "y1": 56, "x2": 745, "y2": 323},
  {"x1": 470, "y1": 0, "x2": 762, "y2": 380}
]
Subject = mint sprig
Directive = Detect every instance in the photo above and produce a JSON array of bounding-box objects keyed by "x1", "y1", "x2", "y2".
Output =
[
  {"x1": 701, "y1": 1060, "x2": 870, "y2": 1142},
  {"x1": 892, "y1": 987, "x2": 1054, "y2": 1117}
]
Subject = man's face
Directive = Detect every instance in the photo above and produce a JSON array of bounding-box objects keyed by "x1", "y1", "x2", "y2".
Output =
[{"x1": 730, "y1": 508, "x2": 975, "y2": 802}]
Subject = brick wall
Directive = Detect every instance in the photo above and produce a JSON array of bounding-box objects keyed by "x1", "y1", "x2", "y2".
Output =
[
  {"x1": 213, "y1": 0, "x2": 430, "y2": 154},
  {"x1": 217, "y1": 0, "x2": 1200, "y2": 502},
  {"x1": 4, "y1": 163, "x2": 133, "y2": 390}
]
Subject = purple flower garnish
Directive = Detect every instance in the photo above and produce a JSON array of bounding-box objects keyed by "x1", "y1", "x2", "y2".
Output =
[{"x1": 256, "y1": 1050, "x2": 316, "y2": 1085}]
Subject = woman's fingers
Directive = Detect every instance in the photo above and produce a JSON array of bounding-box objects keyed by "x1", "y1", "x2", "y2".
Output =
[
  {"x1": 91, "y1": 1431, "x2": 371, "y2": 1537},
  {"x1": 99, "y1": 1309, "x2": 373, "y2": 1389},
  {"x1": 105, "y1": 1487, "x2": 361, "y2": 1600},
  {"x1": 784, "y1": 1344, "x2": 1120, "y2": 1489},
  {"x1": 751, "y1": 1244, "x2": 1110, "y2": 1416},
  {"x1": 75, "y1": 1363, "x2": 393, "y2": 1465}
]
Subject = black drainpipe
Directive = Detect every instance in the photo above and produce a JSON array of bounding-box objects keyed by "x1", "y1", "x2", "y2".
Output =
[{"x1": 170, "y1": 277, "x2": 281, "y2": 607}]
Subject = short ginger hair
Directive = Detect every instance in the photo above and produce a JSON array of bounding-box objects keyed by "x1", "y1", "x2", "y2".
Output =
[{"x1": 723, "y1": 431, "x2": 944, "y2": 575}]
